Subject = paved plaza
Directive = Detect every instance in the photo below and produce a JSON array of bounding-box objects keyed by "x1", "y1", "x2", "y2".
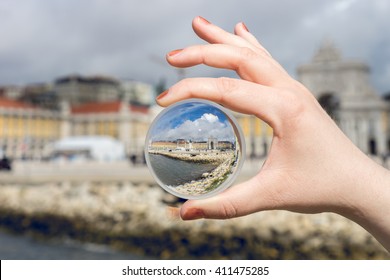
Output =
[{"x1": 0, "y1": 158, "x2": 263, "y2": 185}]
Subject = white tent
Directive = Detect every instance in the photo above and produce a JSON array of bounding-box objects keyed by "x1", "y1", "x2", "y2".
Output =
[{"x1": 51, "y1": 136, "x2": 125, "y2": 162}]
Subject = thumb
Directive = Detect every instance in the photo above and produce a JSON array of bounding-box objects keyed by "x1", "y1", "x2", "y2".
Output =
[{"x1": 180, "y1": 175, "x2": 277, "y2": 220}]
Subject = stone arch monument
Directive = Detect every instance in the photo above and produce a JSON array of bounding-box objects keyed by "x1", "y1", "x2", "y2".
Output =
[
  {"x1": 297, "y1": 39, "x2": 389, "y2": 155},
  {"x1": 207, "y1": 137, "x2": 218, "y2": 150}
]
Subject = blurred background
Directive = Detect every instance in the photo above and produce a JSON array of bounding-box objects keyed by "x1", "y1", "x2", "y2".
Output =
[{"x1": 0, "y1": 0, "x2": 390, "y2": 259}]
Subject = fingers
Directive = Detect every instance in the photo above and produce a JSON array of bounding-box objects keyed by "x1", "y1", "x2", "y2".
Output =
[
  {"x1": 192, "y1": 17, "x2": 271, "y2": 58},
  {"x1": 166, "y1": 44, "x2": 289, "y2": 87},
  {"x1": 168, "y1": 17, "x2": 289, "y2": 86},
  {"x1": 192, "y1": 16, "x2": 275, "y2": 61},
  {"x1": 156, "y1": 77, "x2": 283, "y2": 129},
  {"x1": 192, "y1": 16, "x2": 259, "y2": 52},
  {"x1": 179, "y1": 176, "x2": 278, "y2": 220},
  {"x1": 233, "y1": 22, "x2": 272, "y2": 57}
]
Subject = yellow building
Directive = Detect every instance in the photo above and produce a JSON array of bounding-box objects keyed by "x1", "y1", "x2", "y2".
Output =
[
  {"x1": 0, "y1": 97, "x2": 151, "y2": 160},
  {"x1": 149, "y1": 141, "x2": 177, "y2": 151},
  {"x1": 1, "y1": 95, "x2": 273, "y2": 160},
  {"x1": 0, "y1": 97, "x2": 61, "y2": 159},
  {"x1": 235, "y1": 112, "x2": 273, "y2": 158},
  {"x1": 70, "y1": 101, "x2": 151, "y2": 156}
]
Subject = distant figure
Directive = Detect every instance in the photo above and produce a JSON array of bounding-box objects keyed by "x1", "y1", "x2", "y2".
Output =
[
  {"x1": 130, "y1": 154, "x2": 137, "y2": 165},
  {"x1": 0, "y1": 156, "x2": 12, "y2": 171}
]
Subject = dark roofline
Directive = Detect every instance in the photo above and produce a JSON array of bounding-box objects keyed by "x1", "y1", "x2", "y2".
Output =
[{"x1": 55, "y1": 74, "x2": 119, "y2": 85}]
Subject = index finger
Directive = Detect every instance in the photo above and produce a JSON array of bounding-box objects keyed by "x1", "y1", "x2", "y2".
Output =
[{"x1": 156, "y1": 77, "x2": 284, "y2": 132}]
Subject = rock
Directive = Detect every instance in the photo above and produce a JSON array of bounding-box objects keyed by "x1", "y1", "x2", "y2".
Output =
[{"x1": 0, "y1": 181, "x2": 389, "y2": 260}]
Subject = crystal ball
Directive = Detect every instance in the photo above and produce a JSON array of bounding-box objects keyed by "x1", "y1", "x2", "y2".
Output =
[{"x1": 145, "y1": 99, "x2": 245, "y2": 199}]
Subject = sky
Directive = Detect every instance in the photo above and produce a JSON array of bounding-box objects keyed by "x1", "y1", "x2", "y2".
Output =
[
  {"x1": 149, "y1": 101, "x2": 235, "y2": 142},
  {"x1": 0, "y1": 0, "x2": 389, "y2": 94}
]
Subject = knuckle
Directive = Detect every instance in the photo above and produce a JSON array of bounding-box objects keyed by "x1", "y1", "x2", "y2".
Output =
[
  {"x1": 216, "y1": 77, "x2": 238, "y2": 96},
  {"x1": 236, "y1": 47, "x2": 259, "y2": 76},
  {"x1": 219, "y1": 200, "x2": 238, "y2": 219},
  {"x1": 238, "y1": 47, "x2": 257, "y2": 60},
  {"x1": 194, "y1": 45, "x2": 207, "y2": 63},
  {"x1": 278, "y1": 89, "x2": 308, "y2": 119},
  {"x1": 174, "y1": 78, "x2": 194, "y2": 97}
]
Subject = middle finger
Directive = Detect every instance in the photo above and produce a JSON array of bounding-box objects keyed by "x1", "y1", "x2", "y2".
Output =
[
  {"x1": 192, "y1": 16, "x2": 264, "y2": 55},
  {"x1": 166, "y1": 44, "x2": 290, "y2": 87}
]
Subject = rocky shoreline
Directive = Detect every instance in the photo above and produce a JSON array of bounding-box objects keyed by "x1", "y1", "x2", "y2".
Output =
[
  {"x1": 0, "y1": 181, "x2": 389, "y2": 259},
  {"x1": 170, "y1": 154, "x2": 236, "y2": 196},
  {"x1": 148, "y1": 150, "x2": 234, "y2": 164}
]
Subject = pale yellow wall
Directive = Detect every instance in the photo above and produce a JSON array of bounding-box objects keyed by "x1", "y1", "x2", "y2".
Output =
[
  {"x1": 254, "y1": 118, "x2": 262, "y2": 136},
  {"x1": 97, "y1": 121, "x2": 105, "y2": 135},
  {"x1": 238, "y1": 115, "x2": 272, "y2": 137},
  {"x1": 239, "y1": 116, "x2": 250, "y2": 136},
  {"x1": 107, "y1": 121, "x2": 118, "y2": 138},
  {"x1": 0, "y1": 114, "x2": 60, "y2": 140},
  {"x1": 0, "y1": 116, "x2": 3, "y2": 137},
  {"x1": 0, "y1": 107, "x2": 277, "y2": 159}
]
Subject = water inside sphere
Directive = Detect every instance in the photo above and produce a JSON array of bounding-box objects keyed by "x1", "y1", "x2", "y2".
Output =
[{"x1": 145, "y1": 99, "x2": 245, "y2": 199}]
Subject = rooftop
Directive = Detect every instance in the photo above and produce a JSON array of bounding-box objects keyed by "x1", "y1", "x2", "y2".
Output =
[
  {"x1": 0, "y1": 97, "x2": 35, "y2": 110},
  {"x1": 312, "y1": 39, "x2": 341, "y2": 63},
  {"x1": 55, "y1": 74, "x2": 120, "y2": 85},
  {"x1": 71, "y1": 101, "x2": 149, "y2": 114}
]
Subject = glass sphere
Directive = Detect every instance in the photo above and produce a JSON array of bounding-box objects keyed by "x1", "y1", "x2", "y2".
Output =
[{"x1": 145, "y1": 99, "x2": 245, "y2": 199}]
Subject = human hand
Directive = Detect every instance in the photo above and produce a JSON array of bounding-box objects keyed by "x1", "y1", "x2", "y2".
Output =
[{"x1": 157, "y1": 17, "x2": 390, "y2": 249}]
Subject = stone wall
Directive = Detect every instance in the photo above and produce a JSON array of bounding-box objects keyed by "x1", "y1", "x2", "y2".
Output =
[{"x1": 0, "y1": 181, "x2": 388, "y2": 259}]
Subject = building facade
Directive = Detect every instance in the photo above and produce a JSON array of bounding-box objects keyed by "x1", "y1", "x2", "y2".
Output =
[
  {"x1": 68, "y1": 100, "x2": 150, "y2": 156},
  {"x1": 0, "y1": 76, "x2": 157, "y2": 160},
  {"x1": 0, "y1": 98, "x2": 151, "y2": 160},
  {"x1": 54, "y1": 75, "x2": 121, "y2": 105},
  {"x1": 1, "y1": 45, "x2": 388, "y2": 162},
  {"x1": 297, "y1": 40, "x2": 389, "y2": 156},
  {"x1": 121, "y1": 80, "x2": 156, "y2": 106},
  {"x1": 0, "y1": 97, "x2": 61, "y2": 159},
  {"x1": 149, "y1": 138, "x2": 235, "y2": 152}
]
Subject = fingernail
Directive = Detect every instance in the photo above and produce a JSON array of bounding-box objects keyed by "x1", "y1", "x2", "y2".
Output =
[
  {"x1": 241, "y1": 22, "x2": 249, "y2": 32},
  {"x1": 167, "y1": 49, "x2": 183, "y2": 57},
  {"x1": 156, "y1": 89, "x2": 169, "y2": 101},
  {"x1": 182, "y1": 208, "x2": 205, "y2": 220},
  {"x1": 198, "y1": 16, "x2": 210, "y2": 25}
]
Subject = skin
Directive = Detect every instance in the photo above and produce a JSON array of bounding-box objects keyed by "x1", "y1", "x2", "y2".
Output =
[{"x1": 157, "y1": 16, "x2": 390, "y2": 251}]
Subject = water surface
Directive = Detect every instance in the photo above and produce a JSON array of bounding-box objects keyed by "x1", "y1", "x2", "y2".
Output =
[
  {"x1": 0, "y1": 230, "x2": 146, "y2": 260},
  {"x1": 149, "y1": 154, "x2": 217, "y2": 186}
]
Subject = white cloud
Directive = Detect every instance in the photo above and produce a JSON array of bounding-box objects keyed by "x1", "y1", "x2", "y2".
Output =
[
  {"x1": 201, "y1": 113, "x2": 219, "y2": 123},
  {"x1": 157, "y1": 113, "x2": 234, "y2": 142}
]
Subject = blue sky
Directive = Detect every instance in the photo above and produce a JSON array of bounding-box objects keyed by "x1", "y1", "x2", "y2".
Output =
[
  {"x1": 164, "y1": 102, "x2": 229, "y2": 129},
  {"x1": 149, "y1": 101, "x2": 236, "y2": 142}
]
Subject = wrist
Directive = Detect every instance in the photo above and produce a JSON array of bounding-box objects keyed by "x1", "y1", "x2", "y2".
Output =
[{"x1": 336, "y1": 157, "x2": 390, "y2": 250}]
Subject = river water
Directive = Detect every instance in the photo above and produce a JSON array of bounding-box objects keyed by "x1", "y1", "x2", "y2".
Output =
[
  {"x1": 148, "y1": 154, "x2": 217, "y2": 186},
  {"x1": 0, "y1": 230, "x2": 146, "y2": 260}
]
